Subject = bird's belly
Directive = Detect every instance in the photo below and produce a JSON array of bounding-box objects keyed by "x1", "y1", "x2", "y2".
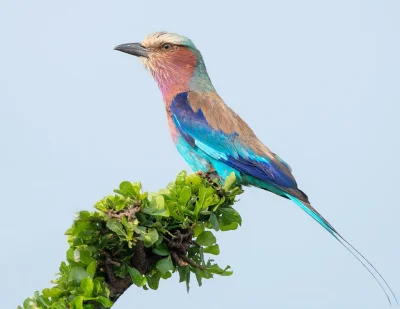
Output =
[
  {"x1": 168, "y1": 113, "x2": 242, "y2": 181},
  {"x1": 175, "y1": 136, "x2": 211, "y2": 172},
  {"x1": 174, "y1": 135, "x2": 242, "y2": 182}
]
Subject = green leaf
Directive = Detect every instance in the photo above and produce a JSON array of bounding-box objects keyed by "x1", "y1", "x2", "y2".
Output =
[
  {"x1": 114, "y1": 196, "x2": 130, "y2": 212},
  {"x1": 42, "y1": 287, "x2": 64, "y2": 299},
  {"x1": 66, "y1": 247, "x2": 75, "y2": 263},
  {"x1": 71, "y1": 296, "x2": 84, "y2": 309},
  {"x1": 185, "y1": 174, "x2": 202, "y2": 190},
  {"x1": 117, "y1": 181, "x2": 139, "y2": 198},
  {"x1": 143, "y1": 228, "x2": 159, "y2": 247},
  {"x1": 152, "y1": 242, "x2": 170, "y2": 256},
  {"x1": 185, "y1": 270, "x2": 191, "y2": 292},
  {"x1": 86, "y1": 261, "x2": 96, "y2": 278},
  {"x1": 175, "y1": 171, "x2": 187, "y2": 185},
  {"x1": 207, "y1": 264, "x2": 233, "y2": 276},
  {"x1": 201, "y1": 187, "x2": 217, "y2": 210},
  {"x1": 23, "y1": 297, "x2": 36, "y2": 309},
  {"x1": 177, "y1": 265, "x2": 190, "y2": 283},
  {"x1": 210, "y1": 213, "x2": 219, "y2": 231},
  {"x1": 156, "y1": 256, "x2": 174, "y2": 275},
  {"x1": 161, "y1": 271, "x2": 172, "y2": 279},
  {"x1": 133, "y1": 225, "x2": 146, "y2": 236},
  {"x1": 212, "y1": 196, "x2": 226, "y2": 212},
  {"x1": 80, "y1": 277, "x2": 94, "y2": 297},
  {"x1": 176, "y1": 264, "x2": 191, "y2": 292},
  {"x1": 127, "y1": 267, "x2": 147, "y2": 287},
  {"x1": 193, "y1": 268, "x2": 203, "y2": 287},
  {"x1": 35, "y1": 294, "x2": 51, "y2": 309},
  {"x1": 223, "y1": 172, "x2": 237, "y2": 191},
  {"x1": 194, "y1": 186, "x2": 207, "y2": 215},
  {"x1": 115, "y1": 263, "x2": 129, "y2": 278},
  {"x1": 219, "y1": 222, "x2": 239, "y2": 231},
  {"x1": 106, "y1": 219, "x2": 127, "y2": 238},
  {"x1": 78, "y1": 211, "x2": 90, "y2": 220},
  {"x1": 178, "y1": 186, "x2": 192, "y2": 206},
  {"x1": 90, "y1": 296, "x2": 113, "y2": 308},
  {"x1": 74, "y1": 247, "x2": 95, "y2": 266},
  {"x1": 142, "y1": 195, "x2": 169, "y2": 217},
  {"x1": 217, "y1": 207, "x2": 242, "y2": 226},
  {"x1": 93, "y1": 279, "x2": 102, "y2": 297},
  {"x1": 68, "y1": 267, "x2": 90, "y2": 285},
  {"x1": 146, "y1": 272, "x2": 161, "y2": 290},
  {"x1": 193, "y1": 224, "x2": 205, "y2": 237},
  {"x1": 121, "y1": 216, "x2": 135, "y2": 242},
  {"x1": 203, "y1": 244, "x2": 220, "y2": 255},
  {"x1": 196, "y1": 231, "x2": 216, "y2": 246},
  {"x1": 94, "y1": 198, "x2": 110, "y2": 212}
]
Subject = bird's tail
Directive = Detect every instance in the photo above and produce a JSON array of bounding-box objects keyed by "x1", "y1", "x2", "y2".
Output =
[{"x1": 285, "y1": 193, "x2": 398, "y2": 306}]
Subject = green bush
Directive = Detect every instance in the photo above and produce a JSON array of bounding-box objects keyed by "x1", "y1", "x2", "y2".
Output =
[{"x1": 20, "y1": 171, "x2": 243, "y2": 309}]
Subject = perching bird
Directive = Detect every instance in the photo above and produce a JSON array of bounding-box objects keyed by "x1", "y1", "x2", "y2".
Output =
[{"x1": 114, "y1": 32, "x2": 397, "y2": 305}]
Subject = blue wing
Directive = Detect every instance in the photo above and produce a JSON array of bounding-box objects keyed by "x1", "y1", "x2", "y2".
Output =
[{"x1": 170, "y1": 92, "x2": 298, "y2": 190}]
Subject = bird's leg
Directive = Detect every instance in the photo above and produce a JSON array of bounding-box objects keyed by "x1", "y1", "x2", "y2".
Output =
[{"x1": 196, "y1": 169, "x2": 227, "y2": 197}]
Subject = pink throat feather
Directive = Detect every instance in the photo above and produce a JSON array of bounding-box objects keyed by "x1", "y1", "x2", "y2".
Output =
[{"x1": 147, "y1": 48, "x2": 198, "y2": 105}]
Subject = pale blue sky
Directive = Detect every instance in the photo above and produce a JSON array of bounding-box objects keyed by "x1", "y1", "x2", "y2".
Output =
[{"x1": 1, "y1": 1, "x2": 399, "y2": 308}]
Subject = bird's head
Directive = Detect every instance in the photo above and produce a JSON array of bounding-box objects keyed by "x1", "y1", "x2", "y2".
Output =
[{"x1": 115, "y1": 32, "x2": 214, "y2": 100}]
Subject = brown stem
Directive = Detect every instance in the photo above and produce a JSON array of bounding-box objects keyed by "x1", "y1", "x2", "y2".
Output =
[
  {"x1": 107, "y1": 205, "x2": 141, "y2": 221},
  {"x1": 101, "y1": 228, "x2": 198, "y2": 304}
]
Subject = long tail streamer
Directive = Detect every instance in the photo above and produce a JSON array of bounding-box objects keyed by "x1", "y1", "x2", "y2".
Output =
[{"x1": 286, "y1": 194, "x2": 398, "y2": 306}]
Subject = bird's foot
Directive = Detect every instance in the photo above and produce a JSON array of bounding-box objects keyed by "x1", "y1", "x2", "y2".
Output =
[{"x1": 196, "y1": 169, "x2": 219, "y2": 183}]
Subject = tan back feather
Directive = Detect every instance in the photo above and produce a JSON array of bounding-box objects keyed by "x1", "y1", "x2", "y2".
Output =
[{"x1": 187, "y1": 91, "x2": 298, "y2": 189}]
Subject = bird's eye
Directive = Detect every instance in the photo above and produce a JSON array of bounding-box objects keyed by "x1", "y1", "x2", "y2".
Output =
[{"x1": 162, "y1": 43, "x2": 171, "y2": 50}]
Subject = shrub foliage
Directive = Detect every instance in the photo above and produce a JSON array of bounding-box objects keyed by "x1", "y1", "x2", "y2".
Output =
[{"x1": 20, "y1": 171, "x2": 243, "y2": 309}]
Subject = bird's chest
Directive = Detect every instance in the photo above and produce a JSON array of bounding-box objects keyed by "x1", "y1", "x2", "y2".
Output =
[
  {"x1": 165, "y1": 108, "x2": 211, "y2": 172},
  {"x1": 166, "y1": 109, "x2": 181, "y2": 143}
]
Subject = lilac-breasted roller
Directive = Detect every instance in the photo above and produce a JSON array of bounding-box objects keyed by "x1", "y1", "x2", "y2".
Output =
[{"x1": 115, "y1": 32, "x2": 397, "y2": 305}]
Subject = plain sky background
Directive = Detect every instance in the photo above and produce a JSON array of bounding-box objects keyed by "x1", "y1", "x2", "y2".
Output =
[{"x1": 0, "y1": 1, "x2": 399, "y2": 308}]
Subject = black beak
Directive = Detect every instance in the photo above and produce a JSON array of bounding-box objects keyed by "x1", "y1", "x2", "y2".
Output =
[{"x1": 114, "y1": 43, "x2": 149, "y2": 58}]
